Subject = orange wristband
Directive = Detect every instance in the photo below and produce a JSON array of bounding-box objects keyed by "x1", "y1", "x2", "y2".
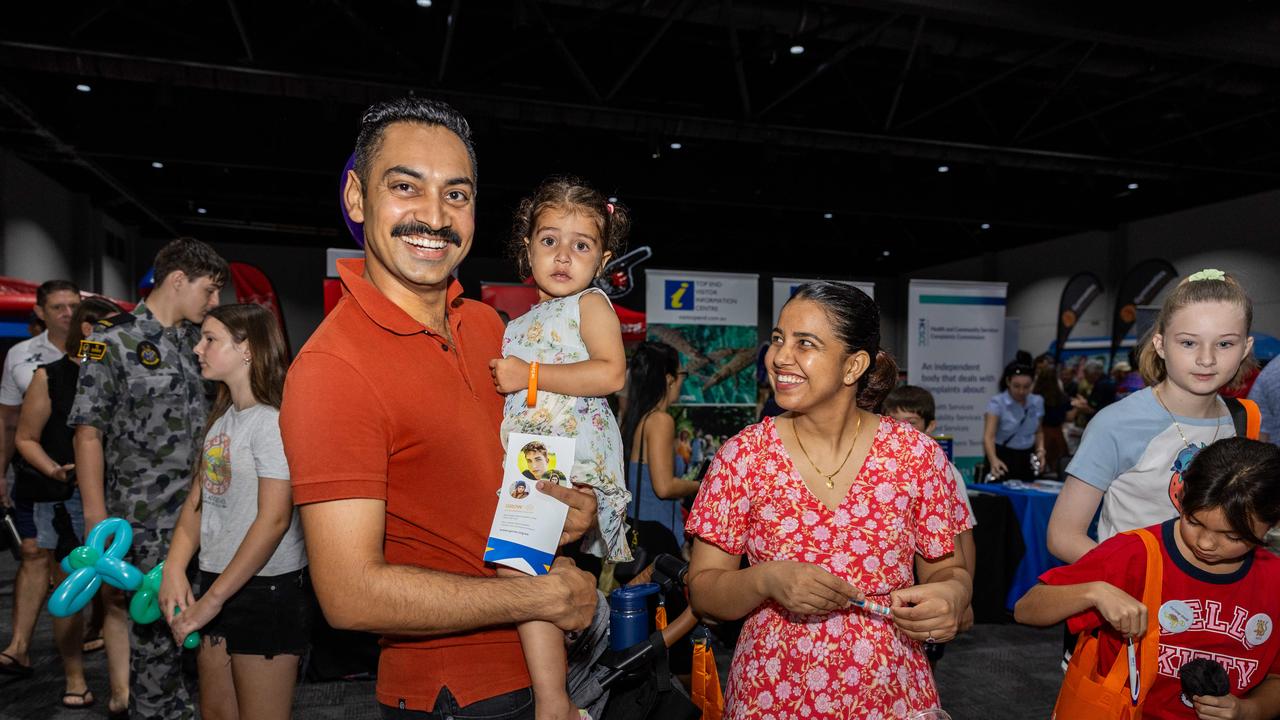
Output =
[{"x1": 527, "y1": 361, "x2": 539, "y2": 407}]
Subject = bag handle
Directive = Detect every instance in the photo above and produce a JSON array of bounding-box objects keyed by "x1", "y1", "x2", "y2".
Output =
[
  {"x1": 1225, "y1": 397, "x2": 1263, "y2": 440},
  {"x1": 1100, "y1": 528, "x2": 1163, "y2": 703}
]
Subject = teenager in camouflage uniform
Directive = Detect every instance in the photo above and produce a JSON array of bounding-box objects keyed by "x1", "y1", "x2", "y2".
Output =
[{"x1": 71, "y1": 238, "x2": 227, "y2": 720}]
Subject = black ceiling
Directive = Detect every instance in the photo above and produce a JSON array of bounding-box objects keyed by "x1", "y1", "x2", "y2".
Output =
[{"x1": 4, "y1": 1, "x2": 1280, "y2": 277}]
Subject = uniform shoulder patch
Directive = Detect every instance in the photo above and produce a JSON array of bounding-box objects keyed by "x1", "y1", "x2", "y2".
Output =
[
  {"x1": 79, "y1": 340, "x2": 108, "y2": 361},
  {"x1": 96, "y1": 312, "x2": 136, "y2": 329}
]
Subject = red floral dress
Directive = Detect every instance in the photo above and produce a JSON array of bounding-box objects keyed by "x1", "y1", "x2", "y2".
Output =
[{"x1": 687, "y1": 416, "x2": 972, "y2": 720}]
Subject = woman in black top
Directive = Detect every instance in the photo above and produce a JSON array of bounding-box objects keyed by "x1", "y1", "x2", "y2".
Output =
[{"x1": 15, "y1": 297, "x2": 121, "y2": 711}]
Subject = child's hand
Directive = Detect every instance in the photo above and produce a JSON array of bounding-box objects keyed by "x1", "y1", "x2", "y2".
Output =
[
  {"x1": 489, "y1": 356, "x2": 530, "y2": 394},
  {"x1": 1192, "y1": 692, "x2": 1245, "y2": 719},
  {"x1": 1087, "y1": 581, "x2": 1147, "y2": 638}
]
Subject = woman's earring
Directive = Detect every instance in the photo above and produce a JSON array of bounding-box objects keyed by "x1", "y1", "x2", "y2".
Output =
[{"x1": 243, "y1": 355, "x2": 251, "y2": 366}]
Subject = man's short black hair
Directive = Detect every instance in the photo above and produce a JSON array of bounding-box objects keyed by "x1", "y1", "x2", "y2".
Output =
[
  {"x1": 883, "y1": 385, "x2": 936, "y2": 425},
  {"x1": 36, "y1": 280, "x2": 80, "y2": 307},
  {"x1": 153, "y1": 237, "x2": 229, "y2": 287},
  {"x1": 353, "y1": 97, "x2": 477, "y2": 191}
]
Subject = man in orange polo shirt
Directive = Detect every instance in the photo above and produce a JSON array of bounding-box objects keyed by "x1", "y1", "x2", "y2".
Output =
[{"x1": 280, "y1": 98, "x2": 599, "y2": 718}]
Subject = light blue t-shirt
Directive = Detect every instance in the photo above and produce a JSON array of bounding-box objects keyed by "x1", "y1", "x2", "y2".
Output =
[
  {"x1": 1066, "y1": 387, "x2": 1233, "y2": 542},
  {"x1": 984, "y1": 391, "x2": 1045, "y2": 450},
  {"x1": 1248, "y1": 360, "x2": 1280, "y2": 446}
]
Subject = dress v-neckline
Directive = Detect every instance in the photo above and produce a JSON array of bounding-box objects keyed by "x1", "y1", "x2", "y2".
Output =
[{"x1": 770, "y1": 415, "x2": 886, "y2": 513}]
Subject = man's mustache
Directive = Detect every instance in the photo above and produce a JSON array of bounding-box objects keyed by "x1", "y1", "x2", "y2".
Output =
[{"x1": 390, "y1": 221, "x2": 462, "y2": 246}]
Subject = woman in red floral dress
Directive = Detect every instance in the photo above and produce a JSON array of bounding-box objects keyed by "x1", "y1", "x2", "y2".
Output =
[{"x1": 686, "y1": 282, "x2": 974, "y2": 720}]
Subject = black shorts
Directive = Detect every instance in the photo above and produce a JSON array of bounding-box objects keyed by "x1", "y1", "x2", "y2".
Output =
[{"x1": 200, "y1": 568, "x2": 314, "y2": 658}]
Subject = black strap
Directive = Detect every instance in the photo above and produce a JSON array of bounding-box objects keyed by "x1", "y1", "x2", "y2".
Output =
[
  {"x1": 996, "y1": 399, "x2": 1034, "y2": 446},
  {"x1": 1223, "y1": 396, "x2": 1249, "y2": 439},
  {"x1": 628, "y1": 416, "x2": 648, "y2": 521}
]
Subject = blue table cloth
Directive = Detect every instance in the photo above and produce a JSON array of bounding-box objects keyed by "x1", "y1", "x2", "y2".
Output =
[{"x1": 971, "y1": 483, "x2": 1063, "y2": 610}]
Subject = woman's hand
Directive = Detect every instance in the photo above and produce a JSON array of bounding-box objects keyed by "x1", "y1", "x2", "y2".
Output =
[
  {"x1": 1034, "y1": 448, "x2": 1047, "y2": 474},
  {"x1": 889, "y1": 581, "x2": 966, "y2": 643},
  {"x1": 158, "y1": 567, "x2": 195, "y2": 626},
  {"x1": 758, "y1": 561, "x2": 858, "y2": 616},
  {"x1": 488, "y1": 356, "x2": 530, "y2": 395},
  {"x1": 988, "y1": 457, "x2": 1009, "y2": 480},
  {"x1": 168, "y1": 595, "x2": 221, "y2": 645},
  {"x1": 49, "y1": 463, "x2": 75, "y2": 482},
  {"x1": 1192, "y1": 693, "x2": 1246, "y2": 720},
  {"x1": 1087, "y1": 581, "x2": 1147, "y2": 638}
]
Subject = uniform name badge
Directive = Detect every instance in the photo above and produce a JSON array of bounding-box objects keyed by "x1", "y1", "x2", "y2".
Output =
[
  {"x1": 136, "y1": 341, "x2": 162, "y2": 368},
  {"x1": 484, "y1": 432, "x2": 578, "y2": 576}
]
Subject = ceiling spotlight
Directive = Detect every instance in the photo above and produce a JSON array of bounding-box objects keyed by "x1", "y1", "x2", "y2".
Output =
[
  {"x1": 415, "y1": 0, "x2": 433, "y2": 7},
  {"x1": 196, "y1": 207, "x2": 208, "y2": 215},
  {"x1": 980, "y1": 223, "x2": 991, "y2": 230},
  {"x1": 789, "y1": 45, "x2": 805, "y2": 55},
  {"x1": 75, "y1": 84, "x2": 91, "y2": 93},
  {"x1": 651, "y1": 152, "x2": 660, "y2": 159},
  {"x1": 151, "y1": 161, "x2": 164, "y2": 169},
  {"x1": 823, "y1": 212, "x2": 833, "y2": 220},
  {"x1": 608, "y1": 196, "x2": 618, "y2": 203},
  {"x1": 882, "y1": 250, "x2": 891, "y2": 256},
  {"x1": 669, "y1": 142, "x2": 682, "y2": 150},
  {"x1": 1127, "y1": 182, "x2": 1139, "y2": 190},
  {"x1": 937, "y1": 165, "x2": 950, "y2": 173}
]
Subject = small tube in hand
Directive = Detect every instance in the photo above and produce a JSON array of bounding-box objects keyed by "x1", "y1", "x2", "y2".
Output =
[{"x1": 853, "y1": 597, "x2": 893, "y2": 618}]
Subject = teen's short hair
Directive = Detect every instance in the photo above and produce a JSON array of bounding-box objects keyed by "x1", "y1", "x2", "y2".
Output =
[
  {"x1": 883, "y1": 385, "x2": 936, "y2": 425},
  {"x1": 1180, "y1": 437, "x2": 1280, "y2": 545},
  {"x1": 520, "y1": 441, "x2": 549, "y2": 460},
  {"x1": 153, "y1": 237, "x2": 229, "y2": 287},
  {"x1": 36, "y1": 280, "x2": 79, "y2": 307}
]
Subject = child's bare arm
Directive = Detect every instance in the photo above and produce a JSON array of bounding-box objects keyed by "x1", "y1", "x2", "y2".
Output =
[
  {"x1": 1014, "y1": 581, "x2": 1149, "y2": 638},
  {"x1": 490, "y1": 292, "x2": 625, "y2": 397}
]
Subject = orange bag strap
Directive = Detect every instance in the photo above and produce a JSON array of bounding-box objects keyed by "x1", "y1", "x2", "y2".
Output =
[
  {"x1": 1102, "y1": 528, "x2": 1162, "y2": 705},
  {"x1": 1240, "y1": 398, "x2": 1262, "y2": 440}
]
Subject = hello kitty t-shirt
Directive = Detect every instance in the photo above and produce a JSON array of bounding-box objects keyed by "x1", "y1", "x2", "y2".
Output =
[{"x1": 1066, "y1": 388, "x2": 1233, "y2": 542}]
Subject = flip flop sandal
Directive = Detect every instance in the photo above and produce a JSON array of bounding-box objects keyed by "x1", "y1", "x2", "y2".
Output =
[
  {"x1": 0, "y1": 651, "x2": 33, "y2": 677},
  {"x1": 61, "y1": 690, "x2": 95, "y2": 709},
  {"x1": 81, "y1": 635, "x2": 105, "y2": 653}
]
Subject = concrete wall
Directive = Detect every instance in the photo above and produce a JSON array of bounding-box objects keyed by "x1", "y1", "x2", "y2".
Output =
[{"x1": 901, "y1": 190, "x2": 1280, "y2": 364}]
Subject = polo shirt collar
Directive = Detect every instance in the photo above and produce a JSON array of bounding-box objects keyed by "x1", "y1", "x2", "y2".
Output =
[{"x1": 337, "y1": 258, "x2": 465, "y2": 336}]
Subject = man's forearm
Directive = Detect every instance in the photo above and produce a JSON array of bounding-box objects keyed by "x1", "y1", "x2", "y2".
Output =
[
  {"x1": 314, "y1": 560, "x2": 571, "y2": 635},
  {"x1": 73, "y1": 427, "x2": 107, "y2": 522}
]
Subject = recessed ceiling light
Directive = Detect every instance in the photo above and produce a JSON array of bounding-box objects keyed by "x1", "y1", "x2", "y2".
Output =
[
  {"x1": 937, "y1": 165, "x2": 950, "y2": 173},
  {"x1": 1127, "y1": 182, "x2": 1139, "y2": 190},
  {"x1": 75, "y1": 84, "x2": 91, "y2": 93},
  {"x1": 980, "y1": 223, "x2": 991, "y2": 230},
  {"x1": 151, "y1": 161, "x2": 164, "y2": 169},
  {"x1": 415, "y1": 0, "x2": 432, "y2": 7},
  {"x1": 823, "y1": 212, "x2": 833, "y2": 219},
  {"x1": 882, "y1": 250, "x2": 891, "y2": 256},
  {"x1": 789, "y1": 45, "x2": 805, "y2": 55},
  {"x1": 196, "y1": 207, "x2": 208, "y2": 215},
  {"x1": 608, "y1": 196, "x2": 618, "y2": 203},
  {"x1": 651, "y1": 152, "x2": 660, "y2": 159},
  {"x1": 669, "y1": 142, "x2": 682, "y2": 150}
]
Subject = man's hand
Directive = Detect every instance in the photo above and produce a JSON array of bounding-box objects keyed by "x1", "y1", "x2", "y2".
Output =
[
  {"x1": 544, "y1": 557, "x2": 598, "y2": 632},
  {"x1": 539, "y1": 481, "x2": 598, "y2": 546},
  {"x1": 488, "y1": 357, "x2": 530, "y2": 395}
]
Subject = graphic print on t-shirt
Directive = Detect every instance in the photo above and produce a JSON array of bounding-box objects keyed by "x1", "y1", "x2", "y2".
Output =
[
  {"x1": 203, "y1": 432, "x2": 232, "y2": 504},
  {"x1": 1166, "y1": 443, "x2": 1206, "y2": 512}
]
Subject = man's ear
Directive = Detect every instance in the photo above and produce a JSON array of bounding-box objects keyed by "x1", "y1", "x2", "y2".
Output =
[{"x1": 343, "y1": 169, "x2": 365, "y2": 224}]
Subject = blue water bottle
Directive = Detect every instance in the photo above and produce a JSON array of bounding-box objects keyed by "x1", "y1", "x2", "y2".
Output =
[{"x1": 608, "y1": 583, "x2": 660, "y2": 651}]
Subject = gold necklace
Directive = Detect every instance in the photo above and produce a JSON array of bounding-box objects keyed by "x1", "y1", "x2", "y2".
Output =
[
  {"x1": 793, "y1": 413, "x2": 863, "y2": 489},
  {"x1": 1153, "y1": 386, "x2": 1221, "y2": 450}
]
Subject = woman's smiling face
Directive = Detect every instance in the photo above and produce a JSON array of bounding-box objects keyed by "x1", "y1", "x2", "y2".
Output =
[{"x1": 766, "y1": 298, "x2": 866, "y2": 413}]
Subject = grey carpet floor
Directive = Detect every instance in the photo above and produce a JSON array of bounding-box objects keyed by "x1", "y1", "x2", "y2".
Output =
[{"x1": 0, "y1": 552, "x2": 1061, "y2": 719}]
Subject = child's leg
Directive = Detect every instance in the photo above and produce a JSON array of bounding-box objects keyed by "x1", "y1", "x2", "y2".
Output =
[
  {"x1": 230, "y1": 653, "x2": 301, "y2": 720},
  {"x1": 197, "y1": 636, "x2": 240, "y2": 720},
  {"x1": 497, "y1": 567, "x2": 579, "y2": 720}
]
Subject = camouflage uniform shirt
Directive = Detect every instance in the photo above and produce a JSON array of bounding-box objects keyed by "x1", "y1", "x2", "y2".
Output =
[{"x1": 68, "y1": 305, "x2": 210, "y2": 530}]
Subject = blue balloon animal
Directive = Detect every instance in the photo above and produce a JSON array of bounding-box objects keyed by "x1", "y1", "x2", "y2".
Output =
[{"x1": 48, "y1": 517, "x2": 143, "y2": 617}]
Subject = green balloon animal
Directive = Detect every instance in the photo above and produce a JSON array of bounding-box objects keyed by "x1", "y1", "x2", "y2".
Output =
[{"x1": 129, "y1": 561, "x2": 200, "y2": 650}]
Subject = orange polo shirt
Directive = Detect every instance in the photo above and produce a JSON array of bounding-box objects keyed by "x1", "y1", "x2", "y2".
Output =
[{"x1": 280, "y1": 258, "x2": 528, "y2": 710}]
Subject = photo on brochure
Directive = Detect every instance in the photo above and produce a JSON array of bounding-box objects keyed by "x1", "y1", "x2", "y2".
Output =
[{"x1": 484, "y1": 432, "x2": 578, "y2": 576}]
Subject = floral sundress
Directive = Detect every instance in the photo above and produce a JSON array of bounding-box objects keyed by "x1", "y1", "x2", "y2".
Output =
[
  {"x1": 687, "y1": 416, "x2": 972, "y2": 719},
  {"x1": 501, "y1": 288, "x2": 631, "y2": 562}
]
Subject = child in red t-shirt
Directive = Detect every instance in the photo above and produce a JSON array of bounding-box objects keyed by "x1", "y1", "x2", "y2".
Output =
[{"x1": 1016, "y1": 437, "x2": 1280, "y2": 719}]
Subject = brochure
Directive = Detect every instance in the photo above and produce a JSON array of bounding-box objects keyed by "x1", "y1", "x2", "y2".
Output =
[{"x1": 484, "y1": 432, "x2": 577, "y2": 576}]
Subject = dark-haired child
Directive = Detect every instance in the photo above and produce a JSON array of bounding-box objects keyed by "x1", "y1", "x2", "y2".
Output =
[
  {"x1": 1016, "y1": 437, "x2": 1280, "y2": 719},
  {"x1": 487, "y1": 177, "x2": 632, "y2": 720},
  {"x1": 884, "y1": 385, "x2": 977, "y2": 639}
]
